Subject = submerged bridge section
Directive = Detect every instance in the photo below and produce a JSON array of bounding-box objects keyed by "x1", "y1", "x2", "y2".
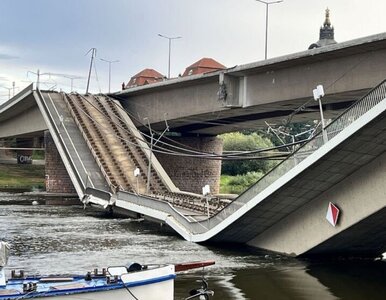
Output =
[
  {"x1": 32, "y1": 80, "x2": 386, "y2": 258},
  {"x1": 35, "y1": 90, "x2": 227, "y2": 216}
]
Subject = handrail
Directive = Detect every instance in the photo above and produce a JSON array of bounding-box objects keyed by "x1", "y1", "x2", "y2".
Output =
[
  {"x1": 46, "y1": 93, "x2": 95, "y2": 188},
  {"x1": 34, "y1": 90, "x2": 86, "y2": 196}
]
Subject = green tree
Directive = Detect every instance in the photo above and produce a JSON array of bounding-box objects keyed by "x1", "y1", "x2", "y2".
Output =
[{"x1": 220, "y1": 132, "x2": 275, "y2": 176}]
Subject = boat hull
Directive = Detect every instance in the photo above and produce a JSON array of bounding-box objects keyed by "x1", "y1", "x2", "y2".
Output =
[
  {"x1": 0, "y1": 265, "x2": 175, "y2": 300},
  {"x1": 26, "y1": 280, "x2": 173, "y2": 299}
]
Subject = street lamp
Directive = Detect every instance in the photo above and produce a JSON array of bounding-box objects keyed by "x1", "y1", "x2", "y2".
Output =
[
  {"x1": 100, "y1": 58, "x2": 119, "y2": 93},
  {"x1": 158, "y1": 34, "x2": 182, "y2": 79},
  {"x1": 313, "y1": 84, "x2": 328, "y2": 144},
  {"x1": 255, "y1": 0, "x2": 283, "y2": 60}
]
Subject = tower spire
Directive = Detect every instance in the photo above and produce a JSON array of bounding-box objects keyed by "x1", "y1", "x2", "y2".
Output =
[
  {"x1": 308, "y1": 8, "x2": 337, "y2": 49},
  {"x1": 324, "y1": 8, "x2": 331, "y2": 27}
]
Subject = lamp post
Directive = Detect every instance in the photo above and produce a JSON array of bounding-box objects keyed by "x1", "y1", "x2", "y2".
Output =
[
  {"x1": 255, "y1": 0, "x2": 283, "y2": 60},
  {"x1": 313, "y1": 84, "x2": 328, "y2": 144},
  {"x1": 144, "y1": 115, "x2": 169, "y2": 194},
  {"x1": 158, "y1": 34, "x2": 182, "y2": 78},
  {"x1": 100, "y1": 58, "x2": 119, "y2": 93}
]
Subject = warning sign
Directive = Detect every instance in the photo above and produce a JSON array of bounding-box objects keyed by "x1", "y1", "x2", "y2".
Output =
[{"x1": 326, "y1": 202, "x2": 340, "y2": 227}]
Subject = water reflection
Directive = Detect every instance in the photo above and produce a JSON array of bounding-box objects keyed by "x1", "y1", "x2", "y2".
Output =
[{"x1": 0, "y1": 201, "x2": 385, "y2": 299}]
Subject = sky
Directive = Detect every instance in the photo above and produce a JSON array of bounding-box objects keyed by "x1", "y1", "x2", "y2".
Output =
[{"x1": 0, "y1": 0, "x2": 385, "y2": 102}]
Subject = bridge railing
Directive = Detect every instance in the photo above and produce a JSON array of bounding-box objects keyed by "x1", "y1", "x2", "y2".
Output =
[
  {"x1": 187, "y1": 79, "x2": 386, "y2": 233},
  {"x1": 34, "y1": 90, "x2": 88, "y2": 197}
]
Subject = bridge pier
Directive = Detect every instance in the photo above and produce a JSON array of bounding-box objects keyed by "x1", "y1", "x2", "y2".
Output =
[
  {"x1": 44, "y1": 131, "x2": 76, "y2": 194},
  {"x1": 155, "y1": 136, "x2": 223, "y2": 194}
]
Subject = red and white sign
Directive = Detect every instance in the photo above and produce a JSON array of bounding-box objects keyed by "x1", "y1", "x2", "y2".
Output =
[{"x1": 326, "y1": 202, "x2": 340, "y2": 227}]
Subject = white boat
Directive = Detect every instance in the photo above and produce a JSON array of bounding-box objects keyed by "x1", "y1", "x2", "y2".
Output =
[{"x1": 0, "y1": 242, "x2": 214, "y2": 300}]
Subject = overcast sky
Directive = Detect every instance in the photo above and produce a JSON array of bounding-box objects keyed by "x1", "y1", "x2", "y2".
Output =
[{"x1": 0, "y1": 0, "x2": 385, "y2": 101}]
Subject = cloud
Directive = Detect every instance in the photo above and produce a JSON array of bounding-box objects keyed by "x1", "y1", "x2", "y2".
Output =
[{"x1": 0, "y1": 54, "x2": 19, "y2": 60}]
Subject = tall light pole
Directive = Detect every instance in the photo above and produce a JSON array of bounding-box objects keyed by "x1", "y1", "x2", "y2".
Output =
[
  {"x1": 100, "y1": 58, "x2": 119, "y2": 93},
  {"x1": 255, "y1": 0, "x2": 283, "y2": 60},
  {"x1": 158, "y1": 34, "x2": 182, "y2": 79},
  {"x1": 85, "y1": 48, "x2": 97, "y2": 94},
  {"x1": 313, "y1": 84, "x2": 328, "y2": 144}
]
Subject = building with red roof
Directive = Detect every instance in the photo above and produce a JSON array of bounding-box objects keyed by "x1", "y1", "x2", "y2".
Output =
[
  {"x1": 125, "y1": 68, "x2": 165, "y2": 89},
  {"x1": 182, "y1": 58, "x2": 226, "y2": 76}
]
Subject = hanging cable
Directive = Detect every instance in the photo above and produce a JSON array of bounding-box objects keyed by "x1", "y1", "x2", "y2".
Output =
[{"x1": 65, "y1": 92, "x2": 302, "y2": 160}]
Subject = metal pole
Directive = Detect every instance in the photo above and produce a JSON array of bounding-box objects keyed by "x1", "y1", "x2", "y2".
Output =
[
  {"x1": 108, "y1": 62, "x2": 111, "y2": 93},
  {"x1": 158, "y1": 34, "x2": 181, "y2": 79},
  {"x1": 12, "y1": 82, "x2": 15, "y2": 97},
  {"x1": 146, "y1": 130, "x2": 153, "y2": 194},
  {"x1": 318, "y1": 98, "x2": 328, "y2": 143},
  {"x1": 265, "y1": 3, "x2": 268, "y2": 60},
  {"x1": 86, "y1": 48, "x2": 96, "y2": 94},
  {"x1": 37, "y1": 69, "x2": 40, "y2": 90},
  {"x1": 168, "y1": 38, "x2": 171, "y2": 79},
  {"x1": 255, "y1": 0, "x2": 283, "y2": 60},
  {"x1": 100, "y1": 59, "x2": 119, "y2": 93}
]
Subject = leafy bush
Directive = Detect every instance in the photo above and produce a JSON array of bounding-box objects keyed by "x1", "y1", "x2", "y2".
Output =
[
  {"x1": 220, "y1": 132, "x2": 275, "y2": 176},
  {"x1": 220, "y1": 172, "x2": 263, "y2": 194}
]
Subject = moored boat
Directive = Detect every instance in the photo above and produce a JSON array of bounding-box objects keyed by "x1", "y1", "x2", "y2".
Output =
[{"x1": 0, "y1": 242, "x2": 214, "y2": 300}]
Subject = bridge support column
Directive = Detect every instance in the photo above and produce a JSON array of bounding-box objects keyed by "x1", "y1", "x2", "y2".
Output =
[
  {"x1": 44, "y1": 131, "x2": 76, "y2": 194},
  {"x1": 155, "y1": 136, "x2": 222, "y2": 194}
]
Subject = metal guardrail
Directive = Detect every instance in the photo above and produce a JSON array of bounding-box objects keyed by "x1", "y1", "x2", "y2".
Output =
[
  {"x1": 45, "y1": 93, "x2": 94, "y2": 189},
  {"x1": 34, "y1": 90, "x2": 87, "y2": 197}
]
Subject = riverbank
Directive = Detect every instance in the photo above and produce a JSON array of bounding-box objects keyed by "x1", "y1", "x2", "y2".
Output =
[
  {"x1": 0, "y1": 191, "x2": 80, "y2": 205},
  {"x1": 0, "y1": 163, "x2": 45, "y2": 190}
]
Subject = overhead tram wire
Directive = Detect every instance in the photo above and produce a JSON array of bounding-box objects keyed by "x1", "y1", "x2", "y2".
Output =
[
  {"x1": 109, "y1": 92, "x2": 317, "y2": 158},
  {"x1": 66, "y1": 92, "x2": 302, "y2": 160},
  {"x1": 100, "y1": 92, "x2": 230, "y2": 155},
  {"x1": 101, "y1": 92, "x2": 305, "y2": 158},
  {"x1": 106, "y1": 92, "x2": 298, "y2": 158},
  {"x1": 111, "y1": 92, "x2": 275, "y2": 132},
  {"x1": 76, "y1": 93, "x2": 216, "y2": 156},
  {"x1": 284, "y1": 51, "x2": 372, "y2": 126}
]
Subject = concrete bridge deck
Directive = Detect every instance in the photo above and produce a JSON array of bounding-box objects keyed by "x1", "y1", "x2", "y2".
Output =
[
  {"x1": 30, "y1": 79, "x2": 386, "y2": 257},
  {"x1": 116, "y1": 33, "x2": 386, "y2": 135}
]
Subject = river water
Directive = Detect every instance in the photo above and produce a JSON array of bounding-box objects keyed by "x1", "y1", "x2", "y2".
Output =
[{"x1": 1, "y1": 196, "x2": 386, "y2": 300}]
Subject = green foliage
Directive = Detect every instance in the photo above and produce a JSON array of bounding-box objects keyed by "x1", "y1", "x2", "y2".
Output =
[
  {"x1": 220, "y1": 132, "x2": 275, "y2": 176},
  {"x1": 0, "y1": 164, "x2": 45, "y2": 189},
  {"x1": 32, "y1": 150, "x2": 45, "y2": 160},
  {"x1": 220, "y1": 172, "x2": 263, "y2": 194}
]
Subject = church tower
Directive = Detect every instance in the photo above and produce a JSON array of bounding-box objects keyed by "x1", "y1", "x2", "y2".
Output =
[{"x1": 309, "y1": 8, "x2": 337, "y2": 49}]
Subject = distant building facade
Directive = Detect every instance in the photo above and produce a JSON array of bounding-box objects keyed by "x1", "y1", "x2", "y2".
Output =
[{"x1": 309, "y1": 8, "x2": 337, "y2": 49}]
